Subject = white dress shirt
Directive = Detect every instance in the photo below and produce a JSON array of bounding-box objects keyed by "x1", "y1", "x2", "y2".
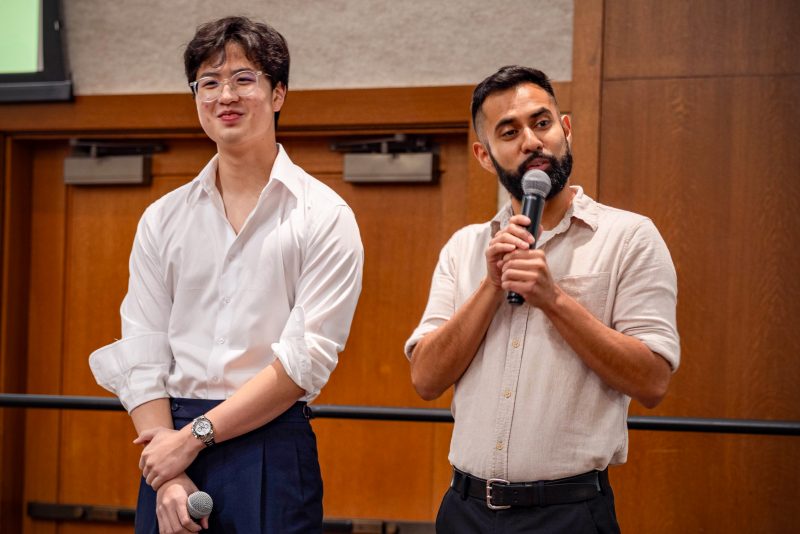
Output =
[
  {"x1": 405, "y1": 187, "x2": 679, "y2": 481},
  {"x1": 90, "y1": 145, "x2": 363, "y2": 413}
]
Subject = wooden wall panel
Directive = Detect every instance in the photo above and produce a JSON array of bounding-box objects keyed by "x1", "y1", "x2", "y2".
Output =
[
  {"x1": 600, "y1": 77, "x2": 800, "y2": 421},
  {"x1": 23, "y1": 142, "x2": 69, "y2": 534},
  {"x1": 600, "y1": 1, "x2": 800, "y2": 530},
  {"x1": 604, "y1": 0, "x2": 800, "y2": 79},
  {"x1": 615, "y1": 432, "x2": 800, "y2": 533},
  {"x1": 1, "y1": 139, "x2": 32, "y2": 534},
  {"x1": 570, "y1": 0, "x2": 604, "y2": 198}
]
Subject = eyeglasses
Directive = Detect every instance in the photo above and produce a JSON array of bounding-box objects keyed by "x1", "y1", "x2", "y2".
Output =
[{"x1": 189, "y1": 70, "x2": 264, "y2": 102}]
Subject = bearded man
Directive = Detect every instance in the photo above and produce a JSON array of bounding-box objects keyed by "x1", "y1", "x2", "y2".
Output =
[{"x1": 405, "y1": 66, "x2": 679, "y2": 533}]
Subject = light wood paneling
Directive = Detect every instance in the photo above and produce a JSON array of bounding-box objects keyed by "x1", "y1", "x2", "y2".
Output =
[
  {"x1": 570, "y1": 0, "x2": 604, "y2": 197},
  {"x1": 600, "y1": 77, "x2": 800, "y2": 421},
  {"x1": 598, "y1": 62, "x2": 800, "y2": 533},
  {"x1": 605, "y1": 0, "x2": 800, "y2": 79},
  {"x1": 599, "y1": 3, "x2": 800, "y2": 530}
]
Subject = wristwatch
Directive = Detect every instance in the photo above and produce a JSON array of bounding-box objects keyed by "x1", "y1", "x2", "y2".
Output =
[{"x1": 190, "y1": 414, "x2": 216, "y2": 447}]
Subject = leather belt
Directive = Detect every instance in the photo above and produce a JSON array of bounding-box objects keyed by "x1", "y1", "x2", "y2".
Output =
[{"x1": 451, "y1": 468, "x2": 602, "y2": 510}]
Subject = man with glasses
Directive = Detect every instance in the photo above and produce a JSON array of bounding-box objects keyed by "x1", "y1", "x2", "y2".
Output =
[{"x1": 89, "y1": 16, "x2": 363, "y2": 533}]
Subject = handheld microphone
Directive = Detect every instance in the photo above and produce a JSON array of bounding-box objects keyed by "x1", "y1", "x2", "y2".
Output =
[
  {"x1": 187, "y1": 491, "x2": 213, "y2": 522},
  {"x1": 507, "y1": 169, "x2": 552, "y2": 305}
]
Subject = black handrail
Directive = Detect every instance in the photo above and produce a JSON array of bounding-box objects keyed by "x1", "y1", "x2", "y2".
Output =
[{"x1": 1, "y1": 393, "x2": 798, "y2": 436}]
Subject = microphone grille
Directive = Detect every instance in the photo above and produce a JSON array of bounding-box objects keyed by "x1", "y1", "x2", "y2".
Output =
[
  {"x1": 522, "y1": 169, "x2": 552, "y2": 197},
  {"x1": 187, "y1": 491, "x2": 213, "y2": 519}
]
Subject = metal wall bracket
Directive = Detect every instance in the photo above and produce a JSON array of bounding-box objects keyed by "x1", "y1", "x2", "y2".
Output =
[
  {"x1": 331, "y1": 134, "x2": 436, "y2": 183},
  {"x1": 63, "y1": 139, "x2": 166, "y2": 185}
]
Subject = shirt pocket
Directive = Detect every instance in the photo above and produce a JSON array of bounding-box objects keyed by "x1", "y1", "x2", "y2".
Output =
[{"x1": 556, "y1": 272, "x2": 611, "y2": 323}]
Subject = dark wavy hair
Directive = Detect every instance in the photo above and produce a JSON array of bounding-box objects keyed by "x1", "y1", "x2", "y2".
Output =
[
  {"x1": 184, "y1": 16, "x2": 290, "y2": 125},
  {"x1": 470, "y1": 66, "x2": 556, "y2": 135}
]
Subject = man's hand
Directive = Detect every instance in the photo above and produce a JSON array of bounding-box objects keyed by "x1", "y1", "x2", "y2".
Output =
[
  {"x1": 486, "y1": 214, "x2": 535, "y2": 288},
  {"x1": 489, "y1": 213, "x2": 559, "y2": 308},
  {"x1": 135, "y1": 426, "x2": 203, "y2": 490},
  {"x1": 500, "y1": 245, "x2": 560, "y2": 309},
  {"x1": 155, "y1": 473, "x2": 209, "y2": 533}
]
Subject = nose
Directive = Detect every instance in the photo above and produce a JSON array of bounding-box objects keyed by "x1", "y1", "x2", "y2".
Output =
[
  {"x1": 520, "y1": 127, "x2": 543, "y2": 154},
  {"x1": 217, "y1": 82, "x2": 239, "y2": 104}
]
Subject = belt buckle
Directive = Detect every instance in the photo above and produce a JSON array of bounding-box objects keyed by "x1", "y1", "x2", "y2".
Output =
[{"x1": 485, "y1": 478, "x2": 511, "y2": 510}]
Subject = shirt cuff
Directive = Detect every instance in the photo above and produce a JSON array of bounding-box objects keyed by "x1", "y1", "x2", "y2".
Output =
[
  {"x1": 272, "y1": 306, "x2": 316, "y2": 397},
  {"x1": 272, "y1": 306, "x2": 341, "y2": 401},
  {"x1": 403, "y1": 323, "x2": 439, "y2": 360},
  {"x1": 88, "y1": 332, "x2": 172, "y2": 412},
  {"x1": 638, "y1": 335, "x2": 681, "y2": 372}
]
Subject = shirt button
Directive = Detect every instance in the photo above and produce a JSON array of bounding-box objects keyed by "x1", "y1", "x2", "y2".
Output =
[
  {"x1": 503, "y1": 389, "x2": 512, "y2": 398},
  {"x1": 511, "y1": 339, "x2": 521, "y2": 349},
  {"x1": 223, "y1": 297, "x2": 231, "y2": 305},
  {"x1": 216, "y1": 337, "x2": 225, "y2": 345},
  {"x1": 210, "y1": 376, "x2": 220, "y2": 384},
  {"x1": 496, "y1": 441, "x2": 504, "y2": 450}
]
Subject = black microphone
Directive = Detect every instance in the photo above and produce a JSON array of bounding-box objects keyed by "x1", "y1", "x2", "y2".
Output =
[
  {"x1": 507, "y1": 169, "x2": 552, "y2": 305},
  {"x1": 187, "y1": 490, "x2": 213, "y2": 523}
]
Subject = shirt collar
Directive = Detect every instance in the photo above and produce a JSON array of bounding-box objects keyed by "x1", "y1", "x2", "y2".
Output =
[
  {"x1": 186, "y1": 144, "x2": 303, "y2": 205},
  {"x1": 490, "y1": 185, "x2": 599, "y2": 238}
]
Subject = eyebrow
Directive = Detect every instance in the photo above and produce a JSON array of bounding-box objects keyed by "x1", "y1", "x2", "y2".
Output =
[
  {"x1": 196, "y1": 67, "x2": 254, "y2": 79},
  {"x1": 494, "y1": 106, "x2": 552, "y2": 132}
]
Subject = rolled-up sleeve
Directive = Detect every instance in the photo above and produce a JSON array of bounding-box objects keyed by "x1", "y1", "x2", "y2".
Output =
[
  {"x1": 88, "y1": 333, "x2": 172, "y2": 412},
  {"x1": 88, "y1": 209, "x2": 173, "y2": 412},
  {"x1": 273, "y1": 205, "x2": 363, "y2": 399},
  {"x1": 612, "y1": 219, "x2": 680, "y2": 371},
  {"x1": 404, "y1": 232, "x2": 460, "y2": 359}
]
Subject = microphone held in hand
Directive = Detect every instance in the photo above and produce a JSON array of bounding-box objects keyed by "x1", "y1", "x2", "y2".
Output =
[
  {"x1": 187, "y1": 490, "x2": 213, "y2": 521},
  {"x1": 507, "y1": 170, "x2": 552, "y2": 305}
]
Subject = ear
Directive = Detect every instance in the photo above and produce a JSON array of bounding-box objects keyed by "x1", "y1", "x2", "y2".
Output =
[
  {"x1": 272, "y1": 82, "x2": 287, "y2": 112},
  {"x1": 472, "y1": 141, "x2": 498, "y2": 176},
  {"x1": 561, "y1": 114, "x2": 572, "y2": 146}
]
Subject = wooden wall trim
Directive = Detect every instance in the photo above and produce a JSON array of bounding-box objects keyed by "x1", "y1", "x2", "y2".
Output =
[
  {"x1": 0, "y1": 83, "x2": 571, "y2": 135},
  {"x1": 570, "y1": 0, "x2": 604, "y2": 198}
]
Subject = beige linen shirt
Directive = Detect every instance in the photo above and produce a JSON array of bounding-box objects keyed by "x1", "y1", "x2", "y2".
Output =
[{"x1": 405, "y1": 186, "x2": 679, "y2": 482}]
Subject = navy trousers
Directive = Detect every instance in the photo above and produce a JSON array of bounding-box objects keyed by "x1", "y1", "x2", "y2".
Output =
[
  {"x1": 435, "y1": 469, "x2": 620, "y2": 534},
  {"x1": 135, "y1": 399, "x2": 323, "y2": 534}
]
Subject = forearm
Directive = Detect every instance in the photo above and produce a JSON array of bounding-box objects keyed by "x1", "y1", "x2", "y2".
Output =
[
  {"x1": 542, "y1": 287, "x2": 671, "y2": 408},
  {"x1": 204, "y1": 359, "x2": 304, "y2": 442},
  {"x1": 131, "y1": 398, "x2": 173, "y2": 435},
  {"x1": 410, "y1": 277, "x2": 504, "y2": 400},
  {"x1": 136, "y1": 360, "x2": 305, "y2": 489}
]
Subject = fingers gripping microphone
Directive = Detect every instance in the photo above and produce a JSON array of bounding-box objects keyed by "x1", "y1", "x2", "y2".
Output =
[
  {"x1": 507, "y1": 170, "x2": 552, "y2": 305},
  {"x1": 187, "y1": 491, "x2": 213, "y2": 522}
]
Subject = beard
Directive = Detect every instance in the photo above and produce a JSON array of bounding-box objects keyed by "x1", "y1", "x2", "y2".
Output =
[{"x1": 489, "y1": 145, "x2": 573, "y2": 201}]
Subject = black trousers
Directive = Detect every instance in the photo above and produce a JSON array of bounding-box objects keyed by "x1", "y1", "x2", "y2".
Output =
[{"x1": 435, "y1": 469, "x2": 620, "y2": 534}]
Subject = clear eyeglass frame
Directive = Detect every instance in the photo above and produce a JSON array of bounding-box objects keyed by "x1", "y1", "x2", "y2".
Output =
[{"x1": 189, "y1": 70, "x2": 264, "y2": 102}]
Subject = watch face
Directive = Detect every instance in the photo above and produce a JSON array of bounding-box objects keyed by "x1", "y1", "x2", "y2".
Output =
[{"x1": 194, "y1": 419, "x2": 211, "y2": 436}]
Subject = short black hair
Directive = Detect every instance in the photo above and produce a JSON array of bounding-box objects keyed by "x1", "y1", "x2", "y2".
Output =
[
  {"x1": 184, "y1": 16, "x2": 290, "y2": 125},
  {"x1": 471, "y1": 66, "x2": 556, "y2": 134}
]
